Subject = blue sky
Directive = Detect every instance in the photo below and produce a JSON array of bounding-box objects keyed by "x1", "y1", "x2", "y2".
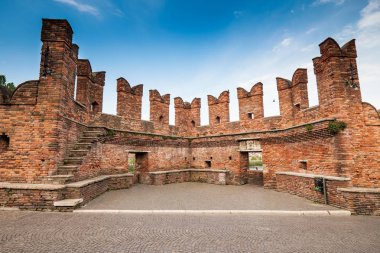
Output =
[{"x1": 1, "y1": 0, "x2": 379, "y2": 125}]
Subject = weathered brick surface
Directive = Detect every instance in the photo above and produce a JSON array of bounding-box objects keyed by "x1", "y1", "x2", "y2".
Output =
[
  {"x1": 150, "y1": 90, "x2": 170, "y2": 126},
  {"x1": 275, "y1": 174, "x2": 351, "y2": 206},
  {"x1": 341, "y1": 191, "x2": 380, "y2": 215},
  {"x1": 117, "y1": 78, "x2": 143, "y2": 120},
  {"x1": 246, "y1": 170, "x2": 264, "y2": 186},
  {"x1": 237, "y1": 82, "x2": 263, "y2": 121},
  {"x1": 0, "y1": 188, "x2": 63, "y2": 211},
  {"x1": 174, "y1": 97, "x2": 201, "y2": 133},
  {"x1": 208, "y1": 91, "x2": 230, "y2": 126}
]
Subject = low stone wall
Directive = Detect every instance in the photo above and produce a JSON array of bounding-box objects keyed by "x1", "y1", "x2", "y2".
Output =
[
  {"x1": 65, "y1": 174, "x2": 134, "y2": 204},
  {"x1": 142, "y1": 169, "x2": 229, "y2": 185},
  {"x1": 338, "y1": 188, "x2": 380, "y2": 216},
  {"x1": 0, "y1": 183, "x2": 65, "y2": 211},
  {"x1": 275, "y1": 172, "x2": 351, "y2": 207},
  {"x1": 0, "y1": 173, "x2": 134, "y2": 211}
]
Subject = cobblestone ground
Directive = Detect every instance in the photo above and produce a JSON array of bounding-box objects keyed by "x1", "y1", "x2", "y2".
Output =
[
  {"x1": 81, "y1": 183, "x2": 337, "y2": 210},
  {"x1": 0, "y1": 211, "x2": 379, "y2": 253}
]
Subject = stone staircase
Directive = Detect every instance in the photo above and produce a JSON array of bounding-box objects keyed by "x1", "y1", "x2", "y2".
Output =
[{"x1": 46, "y1": 130, "x2": 104, "y2": 184}]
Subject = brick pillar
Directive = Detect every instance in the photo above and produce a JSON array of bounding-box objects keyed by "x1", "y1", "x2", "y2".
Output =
[
  {"x1": 313, "y1": 38, "x2": 361, "y2": 117},
  {"x1": 237, "y1": 82, "x2": 264, "y2": 121},
  {"x1": 91, "y1": 71, "x2": 105, "y2": 114},
  {"x1": 38, "y1": 18, "x2": 78, "y2": 115},
  {"x1": 149, "y1": 90, "x2": 170, "y2": 125},
  {"x1": 76, "y1": 59, "x2": 92, "y2": 108},
  {"x1": 117, "y1": 78, "x2": 143, "y2": 120},
  {"x1": 174, "y1": 97, "x2": 201, "y2": 131},
  {"x1": 276, "y1": 77, "x2": 294, "y2": 125},
  {"x1": 208, "y1": 90, "x2": 230, "y2": 126}
]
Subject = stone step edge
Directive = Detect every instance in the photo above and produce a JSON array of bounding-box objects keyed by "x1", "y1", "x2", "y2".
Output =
[
  {"x1": 0, "y1": 173, "x2": 134, "y2": 190},
  {"x1": 74, "y1": 210, "x2": 351, "y2": 216},
  {"x1": 66, "y1": 173, "x2": 134, "y2": 188},
  {"x1": 54, "y1": 198, "x2": 83, "y2": 207}
]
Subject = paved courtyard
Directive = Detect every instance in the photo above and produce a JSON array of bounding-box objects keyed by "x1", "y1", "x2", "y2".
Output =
[
  {"x1": 0, "y1": 211, "x2": 379, "y2": 253},
  {"x1": 81, "y1": 182, "x2": 338, "y2": 211}
]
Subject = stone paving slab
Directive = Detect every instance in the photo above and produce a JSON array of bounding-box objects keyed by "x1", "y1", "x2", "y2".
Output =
[
  {"x1": 0, "y1": 211, "x2": 379, "y2": 253},
  {"x1": 81, "y1": 182, "x2": 339, "y2": 211}
]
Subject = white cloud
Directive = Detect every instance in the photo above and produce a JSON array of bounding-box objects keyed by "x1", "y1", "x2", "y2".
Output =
[
  {"x1": 335, "y1": 0, "x2": 380, "y2": 109},
  {"x1": 358, "y1": 0, "x2": 380, "y2": 28},
  {"x1": 281, "y1": 38, "x2": 292, "y2": 47},
  {"x1": 233, "y1": 10, "x2": 244, "y2": 19},
  {"x1": 272, "y1": 37, "x2": 293, "y2": 52},
  {"x1": 301, "y1": 44, "x2": 315, "y2": 52},
  {"x1": 53, "y1": 0, "x2": 99, "y2": 16},
  {"x1": 312, "y1": 0, "x2": 345, "y2": 6},
  {"x1": 306, "y1": 27, "x2": 318, "y2": 35}
]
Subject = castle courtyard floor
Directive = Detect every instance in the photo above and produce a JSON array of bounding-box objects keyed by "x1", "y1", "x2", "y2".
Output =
[
  {"x1": 79, "y1": 182, "x2": 339, "y2": 211},
  {"x1": 0, "y1": 210, "x2": 379, "y2": 253}
]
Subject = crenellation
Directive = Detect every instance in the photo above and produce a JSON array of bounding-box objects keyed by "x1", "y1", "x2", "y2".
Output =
[
  {"x1": 149, "y1": 89, "x2": 170, "y2": 125},
  {"x1": 276, "y1": 77, "x2": 294, "y2": 125},
  {"x1": 40, "y1": 18, "x2": 73, "y2": 46},
  {"x1": 117, "y1": 77, "x2": 143, "y2": 120},
  {"x1": 208, "y1": 90, "x2": 230, "y2": 126},
  {"x1": 291, "y1": 68, "x2": 309, "y2": 110},
  {"x1": 90, "y1": 71, "x2": 105, "y2": 114},
  {"x1": 174, "y1": 97, "x2": 201, "y2": 130},
  {"x1": 237, "y1": 82, "x2": 264, "y2": 121}
]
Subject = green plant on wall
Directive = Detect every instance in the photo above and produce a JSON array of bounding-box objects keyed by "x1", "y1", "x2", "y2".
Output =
[
  {"x1": 328, "y1": 121, "x2": 347, "y2": 134},
  {"x1": 106, "y1": 129, "x2": 116, "y2": 137},
  {"x1": 128, "y1": 154, "x2": 136, "y2": 173},
  {"x1": 305, "y1": 124, "x2": 314, "y2": 132},
  {"x1": 0, "y1": 75, "x2": 16, "y2": 93}
]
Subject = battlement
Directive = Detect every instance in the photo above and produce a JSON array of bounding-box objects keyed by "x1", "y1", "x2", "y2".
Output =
[
  {"x1": 207, "y1": 90, "x2": 230, "y2": 105},
  {"x1": 149, "y1": 90, "x2": 170, "y2": 125},
  {"x1": 41, "y1": 19, "x2": 73, "y2": 46},
  {"x1": 77, "y1": 59, "x2": 92, "y2": 76},
  {"x1": 318, "y1": 37, "x2": 357, "y2": 60},
  {"x1": 174, "y1": 97, "x2": 201, "y2": 129},
  {"x1": 150, "y1": 89, "x2": 170, "y2": 104},
  {"x1": 237, "y1": 82, "x2": 263, "y2": 99},
  {"x1": 313, "y1": 38, "x2": 361, "y2": 116},
  {"x1": 117, "y1": 78, "x2": 143, "y2": 95},
  {"x1": 237, "y1": 83, "x2": 264, "y2": 121},
  {"x1": 117, "y1": 77, "x2": 143, "y2": 120},
  {"x1": 174, "y1": 97, "x2": 201, "y2": 109},
  {"x1": 208, "y1": 90, "x2": 230, "y2": 125}
]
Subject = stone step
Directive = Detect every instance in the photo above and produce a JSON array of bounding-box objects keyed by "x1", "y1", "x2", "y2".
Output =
[
  {"x1": 68, "y1": 150, "x2": 88, "y2": 157},
  {"x1": 74, "y1": 143, "x2": 92, "y2": 150},
  {"x1": 54, "y1": 198, "x2": 83, "y2": 211},
  {"x1": 57, "y1": 165, "x2": 78, "y2": 175},
  {"x1": 83, "y1": 131, "x2": 103, "y2": 137},
  {"x1": 78, "y1": 137, "x2": 98, "y2": 143},
  {"x1": 46, "y1": 174, "x2": 74, "y2": 184},
  {"x1": 63, "y1": 157, "x2": 84, "y2": 165}
]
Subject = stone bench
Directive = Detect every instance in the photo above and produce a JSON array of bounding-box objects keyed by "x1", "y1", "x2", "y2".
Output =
[{"x1": 143, "y1": 169, "x2": 230, "y2": 185}]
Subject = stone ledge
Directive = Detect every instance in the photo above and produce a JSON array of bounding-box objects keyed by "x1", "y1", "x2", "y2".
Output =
[
  {"x1": 54, "y1": 198, "x2": 83, "y2": 207},
  {"x1": 276, "y1": 171, "x2": 351, "y2": 181},
  {"x1": 0, "y1": 182, "x2": 66, "y2": 190},
  {"x1": 66, "y1": 173, "x2": 133, "y2": 188},
  {"x1": 149, "y1": 169, "x2": 229, "y2": 175},
  {"x1": 337, "y1": 187, "x2": 380, "y2": 193}
]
